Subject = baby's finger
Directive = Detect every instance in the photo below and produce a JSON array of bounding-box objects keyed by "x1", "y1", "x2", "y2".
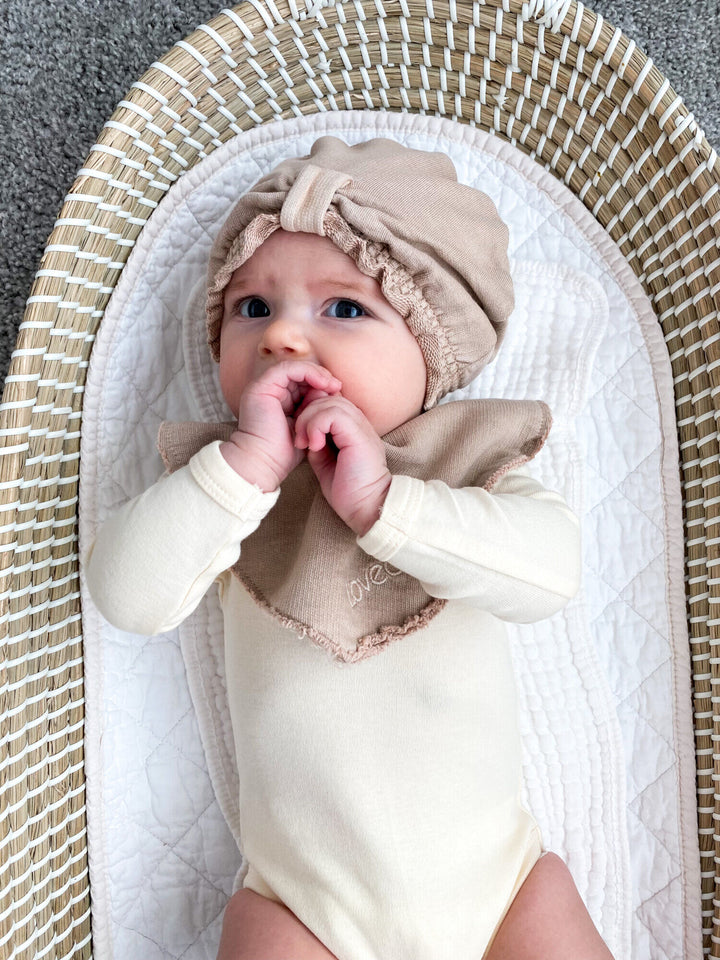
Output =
[
  {"x1": 306, "y1": 443, "x2": 336, "y2": 487},
  {"x1": 293, "y1": 415, "x2": 324, "y2": 452},
  {"x1": 294, "y1": 394, "x2": 333, "y2": 448},
  {"x1": 296, "y1": 399, "x2": 362, "y2": 453},
  {"x1": 258, "y1": 361, "x2": 342, "y2": 398},
  {"x1": 280, "y1": 379, "x2": 303, "y2": 416},
  {"x1": 307, "y1": 422, "x2": 331, "y2": 453},
  {"x1": 294, "y1": 387, "x2": 332, "y2": 419}
]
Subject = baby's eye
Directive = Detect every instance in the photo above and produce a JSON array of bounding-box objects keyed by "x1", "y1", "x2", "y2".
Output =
[
  {"x1": 325, "y1": 299, "x2": 367, "y2": 320},
  {"x1": 236, "y1": 297, "x2": 270, "y2": 319}
]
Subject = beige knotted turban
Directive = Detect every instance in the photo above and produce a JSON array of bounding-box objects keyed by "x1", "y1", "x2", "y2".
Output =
[{"x1": 206, "y1": 136, "x2": 514, "y2": 408}]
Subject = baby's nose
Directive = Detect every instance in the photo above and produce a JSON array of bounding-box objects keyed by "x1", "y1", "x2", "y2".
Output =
[{"x1": 258, "y1": 315, "x2": 312, "y2": 359}]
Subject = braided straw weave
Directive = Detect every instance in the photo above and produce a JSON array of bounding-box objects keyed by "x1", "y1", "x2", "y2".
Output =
[{"x1": 1, "y1": 0, "x2": 718, "y2": 956}]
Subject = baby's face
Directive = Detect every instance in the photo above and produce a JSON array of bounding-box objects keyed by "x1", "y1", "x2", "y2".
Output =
[{"x1": 218, "y1": 229, "x2": 427, "y2": 435}]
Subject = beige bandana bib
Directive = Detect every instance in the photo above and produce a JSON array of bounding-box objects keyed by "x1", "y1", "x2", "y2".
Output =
[{"x1": 158, "y1": 399, "x2": 551, "y2": 663}]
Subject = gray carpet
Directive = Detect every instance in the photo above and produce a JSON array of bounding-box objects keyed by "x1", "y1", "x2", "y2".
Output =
[{"x1": 1, "y1": 0, "x2": 718, "y2": 384}]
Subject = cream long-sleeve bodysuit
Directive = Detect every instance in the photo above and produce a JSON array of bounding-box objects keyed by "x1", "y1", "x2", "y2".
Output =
[{"x1": 85, "y1": 440, "x2": 581, "y2": 960}]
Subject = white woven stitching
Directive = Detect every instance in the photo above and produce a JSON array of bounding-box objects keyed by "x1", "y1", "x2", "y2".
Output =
[
  {"x1": 145, "y1": 63, "x2": 196, "y2": 112},
  {"x1": 525, "y1": 0, "x2": 573, "y2": 32},
  {"x1": 632, "y1": 57, "x2": 653, "y2": 94},
  {"x1": 197, "y1": 22, "x2": 234, "y2": 55},
  {"x1": 602, "y1": 25, "x2": 622, "y2": 64},
  {"x1": 585, "y1": 12, "x2": 603, "y2": 53},
  {"x1": 569, "y1": 0, "x2": 583, "y2": 42},
  {"x1": 617, "y1": 39, "x2": 636, "y2": 79}
]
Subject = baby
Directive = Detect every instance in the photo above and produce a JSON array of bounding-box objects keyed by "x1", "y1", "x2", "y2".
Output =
[{"x1": 85, "y1": 136, "x2": 614, "y2": 959}]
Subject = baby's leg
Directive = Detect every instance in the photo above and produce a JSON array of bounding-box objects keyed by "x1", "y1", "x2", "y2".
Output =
[
  {"x1": 484, "y1": 853, "x2": 614, "y2": 960},
  {"x1": 216, "y1": 888, "x2": 338, "y2": 960}
]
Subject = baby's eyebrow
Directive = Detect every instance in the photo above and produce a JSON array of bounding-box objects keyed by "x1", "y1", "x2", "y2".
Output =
[
  {"x1": 313, "y1": 277, "x2": 375, "y2": 296},
  {"x1": 227, "y1": 275, "x2": 377, "y2": 297}
]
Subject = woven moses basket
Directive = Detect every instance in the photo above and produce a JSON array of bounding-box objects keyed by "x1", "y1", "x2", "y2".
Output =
[{"x1": 1, "y1": 0, "x2": 719, "y2": 957}]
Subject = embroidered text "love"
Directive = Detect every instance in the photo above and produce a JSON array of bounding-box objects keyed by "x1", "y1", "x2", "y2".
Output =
[{"x1": 346, "y1": 562, "x2": 404, "y2": 607}]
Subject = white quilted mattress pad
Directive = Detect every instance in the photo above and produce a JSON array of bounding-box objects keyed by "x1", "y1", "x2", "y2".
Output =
[{"x1": 78, "y1": 110, "x2": 701, "y2": 960}]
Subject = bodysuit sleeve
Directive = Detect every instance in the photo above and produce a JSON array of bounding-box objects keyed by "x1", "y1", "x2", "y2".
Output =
[
  {"x1": 83, "y1": 440, "x2": 279, "y2": 636},
  {"x1": 356, "y1": 467, "x2": 581, "y2": 622}
]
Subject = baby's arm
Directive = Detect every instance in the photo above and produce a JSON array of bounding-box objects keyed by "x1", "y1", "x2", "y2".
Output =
[
  {"x1": 294, "y1": 391, "x2": 579, "y2": 620},
  {"x1": 85, "y1": 360, "x2": 340, "y2": 635},
  {"x1": 84, "y1": 441, "x2": 279, "y2": 635},
  {"x1": 357, "y1": 468, "x2": 581, "y2": 622}
]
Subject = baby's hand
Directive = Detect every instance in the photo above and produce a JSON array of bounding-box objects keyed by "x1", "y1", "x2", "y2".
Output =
[
  {"x1": 221, "y1": 361, "x2": 341, "y2": 491},
  {"x1": 294, "y1": 395, "x2": 391, "y2": 536}
]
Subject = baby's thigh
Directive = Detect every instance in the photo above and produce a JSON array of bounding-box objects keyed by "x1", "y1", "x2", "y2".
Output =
[
  {"x1": 216, "y1": 888, "x2": 338, "y2": 960},
  {"x1": 483, "y1": 853, "x2": 614, "y2": 960}
]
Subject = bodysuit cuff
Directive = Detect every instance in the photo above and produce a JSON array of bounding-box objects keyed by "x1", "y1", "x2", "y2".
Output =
[
  {"x1": 188, "y1": 440, "x2": 280, "y2": 521},
  {"x1": 356, "y1": 474, "x2": 425, "y2": 561}
]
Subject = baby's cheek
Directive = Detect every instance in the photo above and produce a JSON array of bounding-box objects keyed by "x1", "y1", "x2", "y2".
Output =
[
  {"x1": 376, "y1": 371, "x2": 426, "y2": 432},
  {"x1": 218, "y1": 356, "x2": 250, "y2": 418}
]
